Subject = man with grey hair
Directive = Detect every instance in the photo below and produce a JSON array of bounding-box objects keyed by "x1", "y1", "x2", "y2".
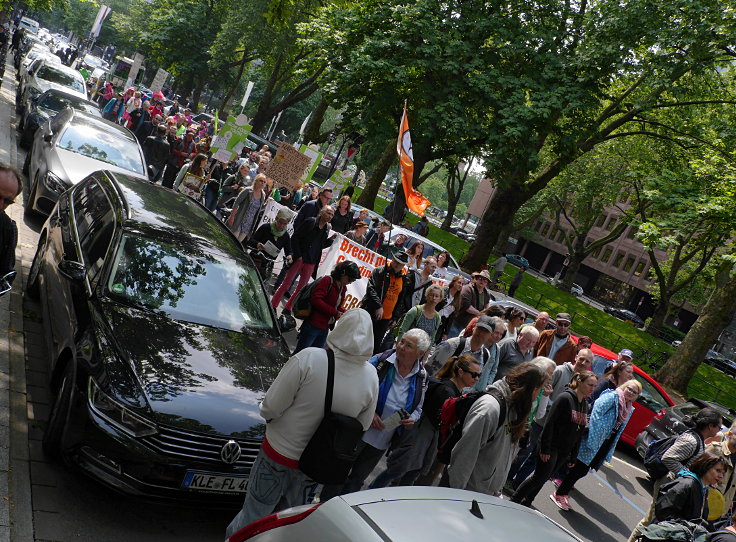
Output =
[
  {"x1": 0, "y1": 164, "x2": 21, "y2": 284},
  {"x1": 427, "y1": 315, "x2": 506, "y2": 391},
  {"x1": 320, "y1": 328, "x2": 431, "y2": 501},
  {"x1": 495, "y1": 326, "x2": 540, "y2": 381}
]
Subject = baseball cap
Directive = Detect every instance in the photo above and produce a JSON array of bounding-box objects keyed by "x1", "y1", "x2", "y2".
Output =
[
  {"x1": 619, "y1": 349, "x2": 634, "y2": 360},
  {"x1": 475, "y1": 315, "x2": 495, "y2": 333},
  {"x1": 556, "y1": 312, "x2": 572, "y2": 323}
]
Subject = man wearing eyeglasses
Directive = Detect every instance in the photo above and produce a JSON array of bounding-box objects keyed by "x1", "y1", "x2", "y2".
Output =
[
  {"x1": 534, "y1": 312, "x2": 577, "y2": 366},
  {"x1": 0, "y1": 164, "x2": 21, "y2": 286}
]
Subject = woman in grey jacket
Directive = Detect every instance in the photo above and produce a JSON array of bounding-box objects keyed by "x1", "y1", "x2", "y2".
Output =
[
  {"x1": 226, "y1": 173, "x2": 268, "y2": 242},
  {"x1": 446, "y1": 362, "x2": 546, "y2": 496}
]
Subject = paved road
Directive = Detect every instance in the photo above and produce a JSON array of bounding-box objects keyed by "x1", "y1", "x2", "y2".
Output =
[{"x1": 1, "y1": 54, "x2": 655, "y2": 541}]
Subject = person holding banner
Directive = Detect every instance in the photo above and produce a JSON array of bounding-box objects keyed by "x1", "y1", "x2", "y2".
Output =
[
  {"x1": 345, "y1": 221, "x2": 369, "y2": 246},
  {"x1": 294, "y1": 260, "x2": 362, "y2": 354},
  {"x1": 227, "y1": 173, "x2": 268, "y2": 242},
  {"x1": 271, "y1": 205, "x2": 336, "y2": 328}
]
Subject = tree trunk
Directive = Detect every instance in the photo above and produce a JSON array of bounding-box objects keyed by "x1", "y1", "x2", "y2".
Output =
[
  {"x1": 492, "y1": 223, "x2": 513, "y2": 254},
  {"x1": 219, "y1": 53, "x2": 250, "y2": 114},
  {"x1": 461, "y1": 183, "x2": 531, "y2": 270},
  {"x1": 654, "y1": 270, "x2": 736, "y2": 394},
  {"x1": 647, "y1": 297, "x2": 671, "y2": 335},
  {"x1": 356, "y1": 140, "x2": 395, "y2": 209},
  {"x1": 191, "y1": 84, "x2": 204, "y2": 112},
  {"x1": 441, "y1": 199, "x2": 458, "y2": 230},
  {"x1": 303, "y1": 96, "x2": 330, "y2": 145}
]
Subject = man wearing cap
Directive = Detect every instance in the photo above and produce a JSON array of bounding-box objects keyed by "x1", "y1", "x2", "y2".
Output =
[
  {"x1": 427, "y1": 315, "x2": 506, "y2": 390},
  {"x1": 362, "y1": 252, "x2": 413, "y2": 354},
  {"x1": 345, "y1": 221, "x2": 369, "y2": 246},
  {"x1": 448, "y1": 270, "x2": 494, "y2": 338},
  {"x1": 534, "y1": 312, "x2": 577, "y2": 366},
  {"x1": 594, "y1": 347, "x2": 634, "y2": 377}
]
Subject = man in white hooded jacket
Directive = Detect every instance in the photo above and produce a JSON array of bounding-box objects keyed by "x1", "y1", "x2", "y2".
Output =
[{"x1": 226, "y1": 309, "x2": 379, "y2": 537}]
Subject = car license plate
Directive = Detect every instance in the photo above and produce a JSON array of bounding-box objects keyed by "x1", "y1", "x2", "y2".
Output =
[{"x1": 181, "y1": 471, "x2": 248, "y2": 493}]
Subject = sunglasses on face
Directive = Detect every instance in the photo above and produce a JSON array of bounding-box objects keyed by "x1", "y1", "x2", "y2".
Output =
[
  {"x1": 465, "y1": 370, "x2": 481, "y2": 379},
  {"x1": 556, "y1": 321, "x2": 570, "y2": 327}
]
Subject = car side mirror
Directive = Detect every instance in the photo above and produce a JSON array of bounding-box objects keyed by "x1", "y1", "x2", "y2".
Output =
[
  {"x1": 43, "y1": 133, "x2": 53, "y2": 143},
  {"x1": 58, "y1": 259, "x2": 86, "y2": 282},
  {"x1": 0, "y1": 271, "x2": 17, "y2": 296}
]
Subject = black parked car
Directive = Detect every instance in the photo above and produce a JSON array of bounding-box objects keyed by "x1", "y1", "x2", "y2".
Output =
[
  {"x1": 18, "y1": 88, "x2": 100, "y2": 148},
  {"x1": 28, "y1": 171, "x2": 289, "y2": 502},
  {"x1": 635, "y1": 398, "x2": 735, "y2": 460},
  {"x1": 603, "y1": 306, "x2": 645, "y2": 329}
]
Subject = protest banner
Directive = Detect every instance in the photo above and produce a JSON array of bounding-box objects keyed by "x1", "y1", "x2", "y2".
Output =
[
  {"x1": 210, "y1": 114, "x2": 253, "y2": 163},
  {"x1": 298, "y1": 145, "x2": 322, "y2": 184},
  {"x1": 266, "y1": 142, "x2": 312, "y2": 191},
  {"x1": 259, "y1": 200, "x2": 450, "y2": 311}
]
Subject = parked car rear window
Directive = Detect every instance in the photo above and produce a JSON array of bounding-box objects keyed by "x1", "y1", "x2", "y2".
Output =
[
  {"x1": 36, "y1": 66, "x2": 85, "y2": 93},
  {"x1": 107, "y1": 234, "x2": 275, "y2": 332},
  {"x1": 38, "y1": 93, "x2": 98, "y2": 116},
  {"x1": 57, "y1": 121, "x2": 146, "y2": 175}
]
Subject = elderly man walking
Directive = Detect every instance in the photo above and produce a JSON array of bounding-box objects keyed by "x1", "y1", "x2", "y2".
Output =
[{"x1": 225, "y1": 309, "x2": 378, "y2": 538}]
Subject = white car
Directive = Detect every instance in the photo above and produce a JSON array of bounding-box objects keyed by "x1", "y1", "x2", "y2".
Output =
[
  {"x1": 570, "y1": 283, "x2": 584, "y2": 297},
  {"x1": 228, "y1": 486, "x2": 583, "y2": 541},
  {"x1": 18, "y1": 59, "x2": 87, "y2": 117}
]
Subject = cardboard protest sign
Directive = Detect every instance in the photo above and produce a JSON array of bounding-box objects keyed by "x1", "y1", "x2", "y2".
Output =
[
  {"x1": 266, "y1": 142, "x2": 312, "y2": 191},
  {"x1": 176, "y1": 173, "x2": 205, "y2": 198},
  {"x1": 210, "y1": 114, "x2": 253, "y2": 163},
  {"x1": 150, "y1": 68, "x2": 169, "y2": 92}
]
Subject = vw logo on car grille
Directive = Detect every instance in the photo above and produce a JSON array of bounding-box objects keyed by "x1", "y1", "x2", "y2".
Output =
[{"x1": 220, "y1": 440, "x2": 242, "y2": 465}]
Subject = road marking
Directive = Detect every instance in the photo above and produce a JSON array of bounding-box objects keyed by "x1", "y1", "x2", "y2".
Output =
[
  {"x1": 591, "y1": 471, "x2": 646, "y2": 515},
  {"x1": 613, "y1": 456, "x2": 649, "y2": 477}
]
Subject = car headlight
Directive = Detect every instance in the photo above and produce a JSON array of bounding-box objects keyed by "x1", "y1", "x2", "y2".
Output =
[
  {"x1": 43, "y1": 171, "x2": 70, "y2": 195},
  {"x1": 88, "y1": 378, "x2": 158, "y2": 437}
]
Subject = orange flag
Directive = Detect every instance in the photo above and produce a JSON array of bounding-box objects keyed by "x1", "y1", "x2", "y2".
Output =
[{"x1": 397, "y1": 107, "x2": 431, "y2": 216}]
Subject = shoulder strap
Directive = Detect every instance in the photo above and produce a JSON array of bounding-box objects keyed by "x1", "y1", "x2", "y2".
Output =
[
  {"x1": 487, "y1": 387, "x2": 507, "y2": 436},
  {"x1": 452, "y1": 337, "x2": 467, "y2": 359},
  {"x1": 324, "y1": 350, "x2": 335, "y2": 415}
]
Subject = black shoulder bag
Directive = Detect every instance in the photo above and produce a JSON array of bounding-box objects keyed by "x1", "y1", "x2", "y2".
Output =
[{"x1": 298, "y1": 350, "x2": 365, "y2": 485}]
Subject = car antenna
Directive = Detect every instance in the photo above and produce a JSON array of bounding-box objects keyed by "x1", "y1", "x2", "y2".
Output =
[{"x1": 469, "y1": 499, "x2": 484, "y2": 519}]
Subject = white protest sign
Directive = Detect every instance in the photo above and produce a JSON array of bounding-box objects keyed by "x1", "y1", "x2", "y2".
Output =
[
  {"x1": 298, "y1": 144, "x2": 322, "y2": 183},
  {"x1": 151, "y1": 68, "x2": 169, "y2": 92}
]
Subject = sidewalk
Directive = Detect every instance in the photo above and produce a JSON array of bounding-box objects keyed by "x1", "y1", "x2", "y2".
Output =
[{"x1": 0, "y1": 52, "x2": 36, "y2": 541}]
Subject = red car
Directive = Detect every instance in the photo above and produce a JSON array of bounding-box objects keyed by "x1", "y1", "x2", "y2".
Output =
[{"x1": 570, "y1": 337, "x2": 675, "y2": 447}]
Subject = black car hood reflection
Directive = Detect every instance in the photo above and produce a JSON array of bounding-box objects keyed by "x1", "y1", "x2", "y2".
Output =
[{"x1": 101, "y1": 302, "x2": 288, "y2": 438}]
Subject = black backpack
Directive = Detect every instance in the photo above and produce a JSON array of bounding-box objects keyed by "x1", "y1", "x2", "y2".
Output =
[
  {"x1": 298, "y1": 350, "x2": 364, "y2": 485},
  {"x1": 292, "y1": 277, "x2": 334, "y2": 320},
  {"x1": 643, "y1": 430, "x2": 701, "y2": 480}
]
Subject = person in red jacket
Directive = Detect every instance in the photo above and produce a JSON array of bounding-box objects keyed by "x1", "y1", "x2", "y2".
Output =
[{"x1": 293, "y1": 261, "x2": 362, "y2": 353}]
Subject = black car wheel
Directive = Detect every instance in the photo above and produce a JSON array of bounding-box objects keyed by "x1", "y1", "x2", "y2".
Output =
[
  {"x1": 26, "y1": 235, "x2": 45, "y2": 299},
  {"x1": 19, "y1": 126, "x2": 33, "y2": 149},
  {"x1": 43, "y1": 362, "x2": 75, "y2": 459}
]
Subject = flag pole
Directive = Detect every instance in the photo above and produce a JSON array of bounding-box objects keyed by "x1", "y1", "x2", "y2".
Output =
[{"x1": 388, "y1": 103, "x2": 407, "y2": 251}]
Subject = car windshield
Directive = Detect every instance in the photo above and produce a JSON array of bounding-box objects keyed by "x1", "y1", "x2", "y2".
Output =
[
  {"x1": 36, "y1": 66, "x2": 85, "y2": 93},
  {"x1": 57, "y1": 120, "x2": 145, "y2": 175},
  {"x1": 106, "y1": 234, "x2": 275, "y2": 332},
  {"x1": 38, "y1": 94, "x2": 98, "y2": 115},
  {"x1": 633, "y1": 373, "x2": 670, "y2": 412}
]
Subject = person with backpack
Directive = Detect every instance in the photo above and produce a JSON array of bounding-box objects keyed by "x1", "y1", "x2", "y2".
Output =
[
  {"x1": 394, "y1": 284, "x2": 443, "y2": 345},
  {"x1": 293, "y1": 261, "x2": 362, "y2": 354},
  {"x1": 510, "y1": 370, "x2": 597, "y2": 508},
  {"x1": 427, "y1": 315, "x2": 505, "y2": 392},
  {"x1": 444, "y1": 362, "x2": 547, "y2": 496},
  {"x1": 368, "y1": 354, "x2": 482, "y2": 489},
  {"x1": 319, "y1": 328, "x2": 432, "y2": 501},
  {"x1": 653, "y1": 450, "x2": 727, "y2": 525},
  {"x1": 628, "y1": 407, "x2": 723, "y2": 542},
  {"x1": 225, "y1": 309, "x2": 378, "y2": 538},
  {"x1": 549, "y1": 379, "x2": 642, "y2": 511}
]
